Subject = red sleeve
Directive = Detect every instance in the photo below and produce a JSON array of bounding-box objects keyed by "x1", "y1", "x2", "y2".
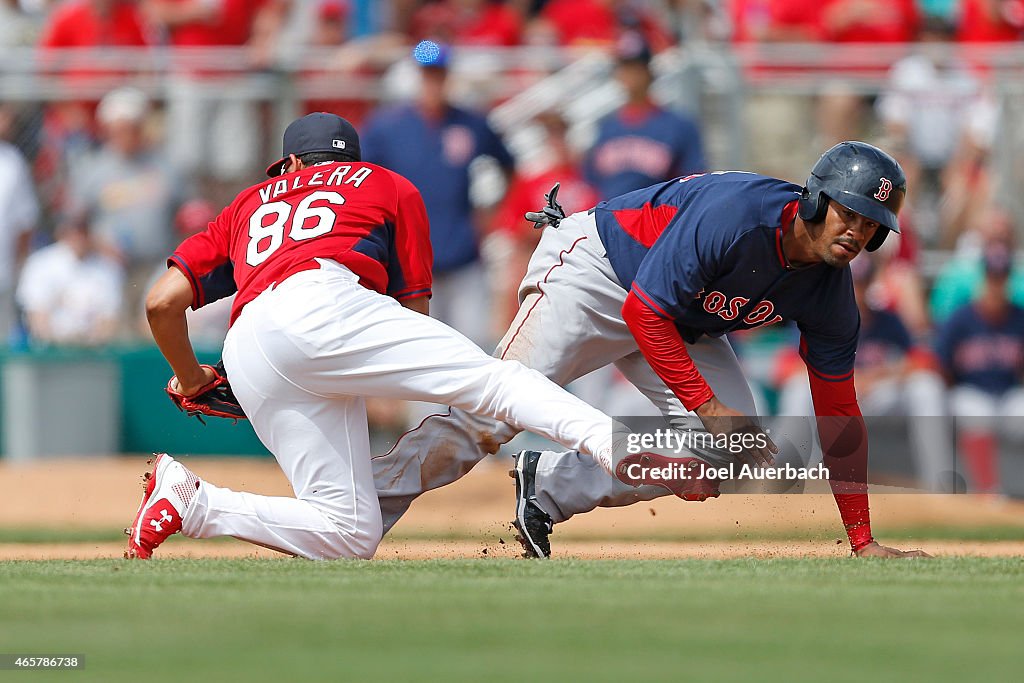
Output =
[
  {"x1": 622, "y1": 288, "x2": 715, "y2": 411},
  {"x1": 807, "y1": 372, "x2": 874, "y2": 552},
  {"x1": 119, "y1": 5, "x2": 150, "y2": 46},
  {"x1": 387, "y1": 172, "x2": 433, "y2": 301},
  {"x1": 494, "y1": 177, "x2": 529, "y2": 237},
  {"x1": 169, "y1": 205, "x2": 234, "y2": 310}
]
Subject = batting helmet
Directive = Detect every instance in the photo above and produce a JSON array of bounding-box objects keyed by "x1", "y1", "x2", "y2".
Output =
[{"x1": 798, "y1": 141, "x2": 906, "y2": 252}]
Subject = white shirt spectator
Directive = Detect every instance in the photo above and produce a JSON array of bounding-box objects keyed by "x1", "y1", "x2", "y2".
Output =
[
  {"x1": 877, "y1": 53, "x2": 981, "y2": 170},
  {"x1": 0, "y1": 139, "x2": 38, "y2": 340},
  {"x1": 0, "y1": 1, "x2": 38, "y2": 49},
  {"x1": 17, "y1": 241, "x2": 124, "y2": 344},
  {"x1": 0, "y1": 140, "x2": 39, "y2": 293}
]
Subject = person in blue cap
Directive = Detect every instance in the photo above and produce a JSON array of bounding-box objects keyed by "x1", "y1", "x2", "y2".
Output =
[{"x1": 361, "y1": 40, "x2": 516, "y2": 349}]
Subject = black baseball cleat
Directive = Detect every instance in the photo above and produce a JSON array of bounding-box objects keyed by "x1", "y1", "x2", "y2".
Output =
[{"x1": 511, "y1": 450, "x2": 554, "y2": 559}]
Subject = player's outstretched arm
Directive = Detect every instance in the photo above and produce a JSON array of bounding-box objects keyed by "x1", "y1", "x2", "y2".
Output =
[
  {"x1": 854, "y1": 541, "x2": 932, "y2": 559},
  {"x1": 806, "y1": 372, "x2": 932, "y2": 559},
  {"x1": 146, "y1": 266, "x2": 214, "y2": 396},
  {"x1": 694, "y1": 396, "x2": 778, "y2": 467}
]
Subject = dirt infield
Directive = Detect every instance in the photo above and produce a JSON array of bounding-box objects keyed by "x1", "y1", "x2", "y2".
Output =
[
  {"x1": 2, "y1": 456, "x2": 1023, "y2": 560},
  {"x1": 4, "y1": 539, "x2": 1024, "y2": 561}
]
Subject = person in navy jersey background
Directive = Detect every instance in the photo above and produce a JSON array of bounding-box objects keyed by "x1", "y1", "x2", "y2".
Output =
[
  {"x1": 935, "y1": 244, "x2": 1024, "y2": 495},
  {"x1": 582, "y1": 32, "x2": 706, "y2": 200},
  {"x1": 361, "y1": 40, "x2": 515, "y2": 349}
]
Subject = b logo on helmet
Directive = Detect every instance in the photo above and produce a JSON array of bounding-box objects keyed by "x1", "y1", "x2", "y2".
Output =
[{"x1": 875, "y1": 177, "x2": 893, "y2": 201}]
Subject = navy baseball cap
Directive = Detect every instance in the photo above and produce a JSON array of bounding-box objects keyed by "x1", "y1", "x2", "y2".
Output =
[
  {"x1": 616, "y1": 31, "x2": 652, "y2": 66},
  {"x1": 266, "y1": 112, "x2": 361, "y2": 177}
]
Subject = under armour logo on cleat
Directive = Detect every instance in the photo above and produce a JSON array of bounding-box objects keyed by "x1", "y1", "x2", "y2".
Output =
[{"x1": 150, "y1": 509, "x2": 173, "y2": 532}]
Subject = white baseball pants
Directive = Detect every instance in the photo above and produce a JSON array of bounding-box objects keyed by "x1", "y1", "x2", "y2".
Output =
[
  {"x1": 373, "y1": 212, "x2": 757, "y2": 530},
  {"x1": 179, "y1": 260, "x2": 615, "y2": 559}
]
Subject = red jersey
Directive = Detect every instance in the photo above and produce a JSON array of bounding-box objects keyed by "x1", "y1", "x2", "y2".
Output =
[
  {"x1": 818, "y1": 0, "x2": 919, "y2": 43},
  {"x1": 729, "y1": 0, "x2": 824, "y2": 43},
  {"x1": 541, "y1": 0, "x2": 673, "y2": 50},
  {"x1": 958, "y1": 0, "x2": 1024, "y2": 42},
  {"x1": 171, "y1": 162, "x2": 433, "y2": 324},
  {"x1": 166, "y1": 0, "x2": 267, "y2": 46},
  {"x1": 39, "y1": 0, "x2": 150, "y2": 48},
  {"x1": 495, "y1": 166, "x2": 598, "y2": 242},
  {"x1": 410, "y1": 1, "x2": 523, "y2": 46}
]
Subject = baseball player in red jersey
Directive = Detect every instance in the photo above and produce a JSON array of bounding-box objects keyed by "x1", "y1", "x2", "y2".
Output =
[{"x1": 126, "y1": 113, "x2": 620, "y2": 560}]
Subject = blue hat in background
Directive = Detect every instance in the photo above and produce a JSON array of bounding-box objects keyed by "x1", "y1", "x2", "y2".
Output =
[{"x1": 413, "y1": 40, "x2": 451, "y2": 69}]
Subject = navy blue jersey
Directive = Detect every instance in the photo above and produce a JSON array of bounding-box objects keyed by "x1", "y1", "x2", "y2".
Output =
[
  {"x1": 855, "y1": 309, "x2": 913, "y2": 370},
  {"x1": 583, "y1": 105, "x2": 706, "y2": 200},
  {"x1": 596, "y1": 171, "x2": 861, "y2": 380},
  {"x1": 361, "y1": 103, "x2": 515, "y2": 272},
  {"x1": 934, "y1": 302, "x2": 1024, "y2": 395}
]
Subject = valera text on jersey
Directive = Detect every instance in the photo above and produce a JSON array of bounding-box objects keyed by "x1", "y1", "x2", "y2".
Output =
[{"x1": 258, "y1": 165, "x2": 373, "y2": 204}]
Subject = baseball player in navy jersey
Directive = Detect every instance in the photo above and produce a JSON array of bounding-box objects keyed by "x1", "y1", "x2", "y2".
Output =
[
  {"x1": 582, "y1": 32, "x2": 706, "y2": 199},
  {"x1": 372, "y1": 141, "x2": 930, "y2": 559},
  {"x1": 125, "y1": 113, "x2": 622, "y2": 560}
]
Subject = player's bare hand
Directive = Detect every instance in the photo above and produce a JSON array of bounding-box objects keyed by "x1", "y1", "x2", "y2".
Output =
[
  {"x1": 695, "y1": 397, "x2": 778, "y2": 467},
  {"x1": 172, "y1": 365, "x2": 218, "y2": 398},
  {"x1": 854, "y1": 541, "x2": 932, "y2": 559}
]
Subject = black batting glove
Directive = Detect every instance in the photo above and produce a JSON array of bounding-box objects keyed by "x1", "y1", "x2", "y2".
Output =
[{"x1": 525, "y1": 182, "x2": 566, "y2": 229}]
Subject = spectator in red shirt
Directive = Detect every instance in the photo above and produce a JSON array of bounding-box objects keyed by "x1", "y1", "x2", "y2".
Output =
[
  {"x1": 299, "y1": 1, "x2": 375, "y2": 127},
  {"x1": 311, "y1": 0, "x2": 349, "y2": 46},
  {"x1": 728, "y1": 0, "x2": 823, "y2": 43},
  {"x1": 818, "y1": 0, "x2": 919, "y2": 43},
  {"x1": 41, "y1": 0, "x2": 149, "y2": 50},
  {"x1": 531, "y1": 0, "x2": 673, "y2": 51},
  {"x1": 142, "y1": 0, "x2": 288, "y2": 182},
  {"x1": 37, "y1": 0, "x2": 152, "y2": 197},
  {"x1": 957, "y1": 0, "x2": 1024, "y2": 42},
  {"x1": 142, "y1": 0, "x2": 272, "y2": 47},
  {"x1": 410, "y1": 0, "x2": 524, "y2": 46},
  {"x1": 491, "y1": 111, "x2": 598, "y2": 330}
]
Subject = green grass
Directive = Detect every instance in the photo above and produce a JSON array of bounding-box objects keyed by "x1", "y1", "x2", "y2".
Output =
[{"x1": 0, "y1": 559, "x2": 1021, "y2": 682}]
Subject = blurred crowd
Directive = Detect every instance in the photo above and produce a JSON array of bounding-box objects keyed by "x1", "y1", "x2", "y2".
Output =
[{"x1": 0, "y1": 0, "x2": 1022, "y2": 492}]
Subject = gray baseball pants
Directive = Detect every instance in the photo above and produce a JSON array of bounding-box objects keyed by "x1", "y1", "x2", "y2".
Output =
[{"x1": 372, "y1": 211, "x2": 757, "y2": 530}]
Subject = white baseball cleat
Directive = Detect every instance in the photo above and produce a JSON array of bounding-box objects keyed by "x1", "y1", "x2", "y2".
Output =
[{"x1": 124, "y1": 454, "x2": 201, "y2": 560}]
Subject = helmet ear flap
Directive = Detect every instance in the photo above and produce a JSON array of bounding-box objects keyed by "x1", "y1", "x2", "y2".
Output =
[
  {"x1": 797, "y1": 188, "x2": 829, "y2": 223},
  {"x1": 865, "y1": 226, "x2": 890, "y2": 252}
]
